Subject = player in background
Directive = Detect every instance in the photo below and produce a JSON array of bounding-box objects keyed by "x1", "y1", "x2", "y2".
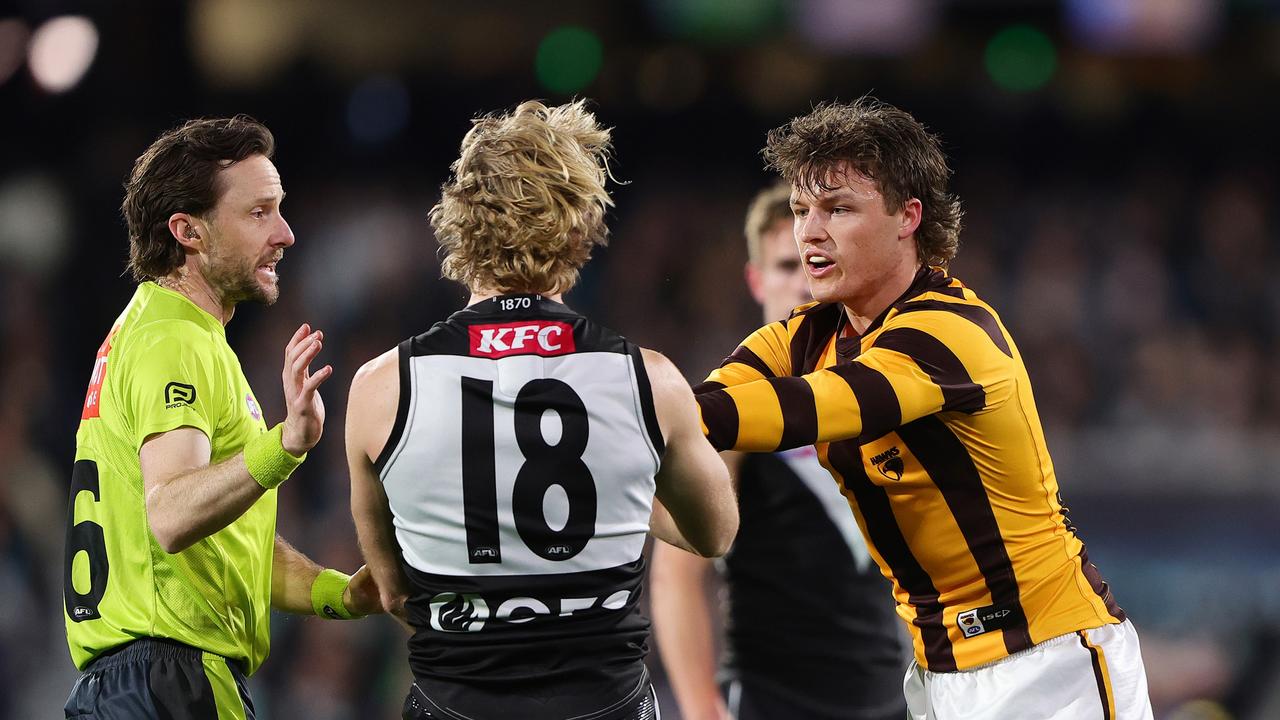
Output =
[
  {"x1": 63, "y1": 116, "x2": 381, "y2": 720},
  {"x1": 651, "y1": 183, "x2": 907, "y2": 720},
  {"x1": 695, "y1": 98, "x2": 1153, "y2": 719},
  {"x1": 345, "y1": 100, "x2": 738, "y2": 720}
]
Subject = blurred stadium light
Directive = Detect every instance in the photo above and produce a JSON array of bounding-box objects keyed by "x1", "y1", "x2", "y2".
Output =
[
  {"x1": 649, "y1": 0, "x2": 783, "y2": 45},
  {"x1": 791, "y1": 0, "x2": 938, "y2": 56},
  {"x1": 27, "y1": 15, "x2": 97, "y2": 93},
  {"x1": 0, "y1": 173, "x2": 70, "y2": 277},
  {"x1": 0, "y1": 18, "x2": 30, "y2": 87},
  {"x1": 985, "y1": 24, "x2": 1058, "y2": 92},
  {"x1": 190, "y1": 0, "x2": 302, "y2": 87},
  {"x1": 1065, "y1": 0, "x2": 1224, "y2": 53},
  {"x1": 536, "y1": 26, "x2": 604, "y2": 94}
]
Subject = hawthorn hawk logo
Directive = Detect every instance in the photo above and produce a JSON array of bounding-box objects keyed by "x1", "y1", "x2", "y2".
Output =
[
  {"x1": 958, "y1": 608, "x2": 985, "y2": 636},
  {"x1": 870, "y1": 446, "x2": 904, "y2": 481}
]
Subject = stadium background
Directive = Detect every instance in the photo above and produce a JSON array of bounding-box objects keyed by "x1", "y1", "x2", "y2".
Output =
[{"x1": 2, "y1": 0, "x2": 1278, "y2": 717}]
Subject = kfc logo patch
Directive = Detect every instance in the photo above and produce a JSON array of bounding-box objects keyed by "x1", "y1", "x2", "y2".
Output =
[{"x1": 469, "y1": 321, "x2": 575, "y2": 358}]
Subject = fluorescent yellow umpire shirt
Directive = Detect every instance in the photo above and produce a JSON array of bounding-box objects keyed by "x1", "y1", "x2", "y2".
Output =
[{"x1": 65, "y1": 281, "x2": 275, "y2": 674}]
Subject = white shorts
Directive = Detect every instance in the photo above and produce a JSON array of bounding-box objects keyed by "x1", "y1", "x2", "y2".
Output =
[{"x1": 903, "y1": 620, "x2": 1152, "y2": 720}]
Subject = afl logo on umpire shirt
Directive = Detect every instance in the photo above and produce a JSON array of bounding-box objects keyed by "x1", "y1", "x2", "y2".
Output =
[
  {"x1": 245, "y1": 393, "x2": 262, "y2": 420},
  {"x1": 164, "y1": 382, "x2": 197, "y2": 409}
]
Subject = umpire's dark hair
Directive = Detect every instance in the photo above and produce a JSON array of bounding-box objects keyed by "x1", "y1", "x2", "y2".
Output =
[{"x1": 122, "y1": 115, "x2": 275, "y2": 281}]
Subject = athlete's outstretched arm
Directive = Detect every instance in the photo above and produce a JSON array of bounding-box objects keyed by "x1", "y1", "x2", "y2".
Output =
[
  {"x1": 644, "y1": 349, "x2": 738, "y2": 558},
  {"x1": 346, "y1": 348, "x2": 412, "y2": 619},
  {"x1": 270, "y1": 535, "x2": 380, "y2": 615},
  {"x1": 696, "y1": 310, "x2": 1015, "y2": 452},
  {"x1": 142, "y1": 324, "x2": 331, "y2": 553}
]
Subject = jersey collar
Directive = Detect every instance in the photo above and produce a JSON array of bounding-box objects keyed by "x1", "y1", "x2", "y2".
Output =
[{"x1": 140, "y1": 282, "x2": 227, "y2": 337}]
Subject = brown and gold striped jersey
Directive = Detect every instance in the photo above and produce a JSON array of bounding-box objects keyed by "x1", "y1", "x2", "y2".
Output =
[{"x1": 695, "y1": 266, "x2": 1125, "y2": 672}]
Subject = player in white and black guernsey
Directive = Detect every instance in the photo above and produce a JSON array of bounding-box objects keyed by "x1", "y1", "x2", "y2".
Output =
[
  {"x1": 652, "y1": 185, "x2": 906, "y2": 720},
  {"x1": 344, "y1": 100, "x2": 738, "y2": 720},
  {"x1": 716, "y1": 449, "x2": 906, "y2": 718}
]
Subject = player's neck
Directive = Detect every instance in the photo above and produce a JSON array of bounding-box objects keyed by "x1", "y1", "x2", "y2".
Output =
[
  {"x1": 468, "y1": 288, "x2": 564, "y2": 306},
  {"x1": 156, "y1": 269, "x2": 234, "y2": 325},
  {"x1": 840, "y1": 260, "x2": 921, "y2": 336}
]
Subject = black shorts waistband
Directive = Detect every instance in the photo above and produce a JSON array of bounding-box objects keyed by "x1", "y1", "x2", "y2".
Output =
[
  {"x1": 410, "y1": 666, "x2": 652, "y2": 720},
  {"x1": 85, "y1": 638, "x2": 247, "y2": 676}
]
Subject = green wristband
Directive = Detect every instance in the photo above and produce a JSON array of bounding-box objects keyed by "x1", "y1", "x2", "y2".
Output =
[
  {"x1": 244, "y1": 424, "x2": 305, "y2": 490},
  {"x1": 312, "y1": 568, "x2": 361, "y2": 619}
]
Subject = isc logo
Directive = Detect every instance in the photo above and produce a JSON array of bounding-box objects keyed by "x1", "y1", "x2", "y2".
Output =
[
  {"x1": 469, "y1": 321, "x2": 575, "y2": 359},
  {"x1": 429, "y1": 589, "x2": 631, "y2": 633},
  {"x1": 957, "y1": 606, "x2": 1013, "y2": 638}
]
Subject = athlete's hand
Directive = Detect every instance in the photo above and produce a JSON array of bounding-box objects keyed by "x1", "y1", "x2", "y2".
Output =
[
  {"x1": 281, "y1": 323, "x2": 333, "y2": 456},
  {"x1": 343, "y1": 565, "x2": 385, "y2": 616}
]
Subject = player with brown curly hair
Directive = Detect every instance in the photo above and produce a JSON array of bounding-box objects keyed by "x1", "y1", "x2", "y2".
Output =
[{"x1": 696, "y1": 98, "x2": 1153, "y2": 719}]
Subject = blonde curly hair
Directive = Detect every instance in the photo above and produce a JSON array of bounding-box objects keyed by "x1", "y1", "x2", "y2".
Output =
[{"x1": 430, "y1": 100, "x2": 614, "y2": 294}]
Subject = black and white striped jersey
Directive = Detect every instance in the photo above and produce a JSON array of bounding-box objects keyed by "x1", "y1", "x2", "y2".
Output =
[{"x1": 377, "y1": 294, "x2": 665, "y2": 719}]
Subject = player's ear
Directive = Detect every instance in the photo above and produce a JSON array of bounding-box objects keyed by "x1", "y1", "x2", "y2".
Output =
[
  {"x1": 744, "y1": 261, "x2": 767, "y2": 306},
  {"x1": 898, "y1": 198, "x2": 923, "y2": 239},
  {"x1": 168, "y1": 213, "x2": 205, "y2": 251}
]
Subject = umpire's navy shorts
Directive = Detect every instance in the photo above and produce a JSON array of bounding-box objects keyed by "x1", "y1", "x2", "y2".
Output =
[{"x1": 64, "y1": 638, "x2": 254, "y2": 719}]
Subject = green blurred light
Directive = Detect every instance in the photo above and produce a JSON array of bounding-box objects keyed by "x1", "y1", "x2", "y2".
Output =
[
  {"x1": 984, "y1": 25, "x2": 1057, "y2": 93},
  {"x1": 657, "y1": 0, "x2": 782, "y2": 45},
  {"x1": 536, "y1": 26, "x2": 603, "y2": 94}
]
